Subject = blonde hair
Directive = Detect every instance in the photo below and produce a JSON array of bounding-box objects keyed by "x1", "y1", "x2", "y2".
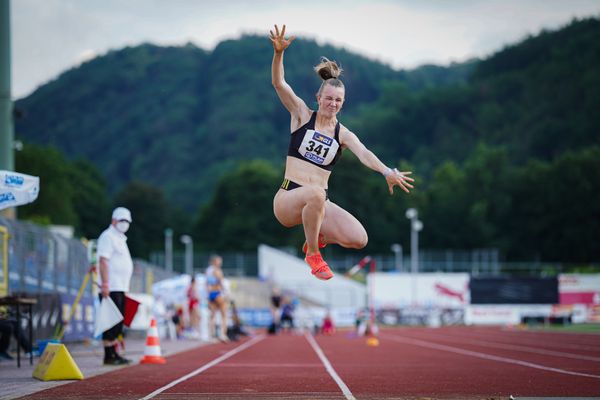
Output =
[
  {"x1": 209, "y1": 254, "x2": 222, "y2": 266},
  {"x1": 314, "y1": 57, "x2": 344, "y2": 95}
]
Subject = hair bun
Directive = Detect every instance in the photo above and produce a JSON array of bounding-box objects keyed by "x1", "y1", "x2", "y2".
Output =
[{"x1": 314, "y1": 57, "x2": 343, "y2": 81}]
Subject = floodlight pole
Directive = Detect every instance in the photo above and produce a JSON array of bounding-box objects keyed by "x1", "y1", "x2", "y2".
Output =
[
  {"x1": 391, "y1": 243, "x2": 403, "y2": 272},
  {"x1": 405, "y1": 208, "x2": 423, "y2": 306},
  {"x1": 164, "y1": 228, "x2": 173, "y2": 272},
  {"x1": 180, "y1": 235, "x2": 193, "y2": 275}
]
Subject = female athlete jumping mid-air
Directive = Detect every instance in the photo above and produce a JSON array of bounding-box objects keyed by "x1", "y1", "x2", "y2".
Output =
[{"x1": 270, "y1": 24, "x2": 414, "y2": 281}]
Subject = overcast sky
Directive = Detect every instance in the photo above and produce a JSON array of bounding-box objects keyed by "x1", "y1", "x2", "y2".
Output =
[{"x1": 10, "y1": 0, "x2": 600, "y2": 99}]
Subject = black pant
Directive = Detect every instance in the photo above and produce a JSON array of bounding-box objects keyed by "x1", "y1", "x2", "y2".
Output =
[
  {"x1": 280, "y1": 315, "x2": 294, "y2": 328},
  {"x1": 0, "y1": 319, "x2": 32, "y2": 353},
  {"x1": 98, "y1": 292, "x2": 126, "y2": 341}
]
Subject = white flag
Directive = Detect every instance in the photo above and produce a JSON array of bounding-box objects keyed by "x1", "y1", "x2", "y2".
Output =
[
  {"x1": 0, "y1": 170, "x2": 40, "y2": 210},
  {"x1": 94, "y1": 296, "x2": 124, "y2": 337}
]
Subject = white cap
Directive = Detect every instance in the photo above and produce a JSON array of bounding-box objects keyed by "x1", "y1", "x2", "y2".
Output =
[{"x1": 112, "y1": 207, "x2": 132, "y2": 222}]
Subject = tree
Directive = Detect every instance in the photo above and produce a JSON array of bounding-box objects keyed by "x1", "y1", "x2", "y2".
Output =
[
  {"x1": 508, "y1": 146, "x2": 600, "y2": 262},
  {"x1": 462, "y1": 144, "x2": 513, "y2": 249},
  {"x1": 113, "y1": 182, "x2": 169, "y2": 259},
  {"x1": 194, "y1": 160, "x2": 292, "y2": 251},
  {"x1": 68, "y1": 159, "x2": 111, "y2": 239},
  {"x1": 15, "y1": 143, "x2": 112, "y2": 237},
  {"x1": 15, "y1": 143, "x2": 77, "y2": 226},
  {"x1": 422, "y1": 160, "x2": 469, "y2": 248},
  {"x1": 328, "y1": 153, "x2": 416, "y2": 254}
]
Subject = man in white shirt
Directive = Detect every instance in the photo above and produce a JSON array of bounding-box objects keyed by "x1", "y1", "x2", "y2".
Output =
[{"x1": 96, "y1": 207, "x2": 134, "y2": 365}]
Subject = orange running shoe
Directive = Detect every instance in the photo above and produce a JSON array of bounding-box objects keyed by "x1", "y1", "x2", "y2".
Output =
[
  {"x1": 305, "y1": 253, "x2": 334, "y2": 281},
  {"x1": 302, "y1": 235, "x2": 327, "y2": 254}
]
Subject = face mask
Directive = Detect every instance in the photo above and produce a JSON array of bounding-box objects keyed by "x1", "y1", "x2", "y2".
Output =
[{"x1": 115, "y1": 221, "x2": 130, "y2": 233}]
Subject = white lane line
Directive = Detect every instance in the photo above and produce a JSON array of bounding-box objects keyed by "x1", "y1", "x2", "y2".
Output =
[
  {"x1": 139, "y1": 335, "x2": 266, "y2": 400},
  {"x1": 399, "y1": 331, "x2": 600, "y2": 362},
  {"x1": 445, "y1": 329, "x2": 600, "y2": 352},
  {"x1": 305, "y1": 332, "x2": 356, "y2": 400},
  {"x1": 219, "y1": 362, "x2": 322, "y2": 367},
  {"x1": 158, "y1": 392, "x2": 343, "y2": 398},
  {"x1": 382, "y1": 334, "x2": 600, "y2": 380}
]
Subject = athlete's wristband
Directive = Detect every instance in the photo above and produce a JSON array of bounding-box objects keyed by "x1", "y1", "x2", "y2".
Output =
[{"x1": 382, "y1": 167, "x2": 399, "y2": 178}]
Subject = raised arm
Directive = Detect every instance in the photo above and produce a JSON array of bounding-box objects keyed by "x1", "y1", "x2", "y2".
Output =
[
  {"x1": 269, "y1": 24, "x2": 309, "y2": 124},
  {"x1": 341, "y1": 128, "x2": 414, "y2": 194}
]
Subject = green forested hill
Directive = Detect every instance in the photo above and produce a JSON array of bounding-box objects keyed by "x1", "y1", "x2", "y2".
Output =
[
  {"x1": 13, "y1": 19, "x2": 600, "y2": 263},
  {"x1": 17, "y1": 43, "x2": 211, "y2": 211},
  {"x1": 15, "y1": 36, "x2": 469, "y2": 212},
  {"x1": 351, "y1": 18, "x2": 600, "y2": 174},
  {"x1": 471, "y1": 18, "x2": 600, "y2": 160}
]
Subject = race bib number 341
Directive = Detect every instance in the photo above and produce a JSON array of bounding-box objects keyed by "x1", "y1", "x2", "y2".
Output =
[{"x1": 298, "y1": 130, "x2": 339, "y2": 166}]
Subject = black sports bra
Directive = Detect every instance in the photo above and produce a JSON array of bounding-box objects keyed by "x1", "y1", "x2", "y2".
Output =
[{"x1": 287, "y1": 112, "x2": 343, "y2": 171}]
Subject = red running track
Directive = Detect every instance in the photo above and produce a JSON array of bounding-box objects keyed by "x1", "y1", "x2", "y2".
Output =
[{"x1": 19, "y1": 326, "x2": 600, "y2": 399}]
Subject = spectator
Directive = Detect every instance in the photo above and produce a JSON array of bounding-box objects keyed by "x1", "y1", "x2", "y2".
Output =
[
  {"x1": 172, "y1": 305, "x2": 185, "y2": 339},
  {"x1": 269, "y1": 287, "x2": 282, "y2": 334},
  {"x1": 227, "y1": 300, "x2": 249, "y2": 341},
  {"x1": 279, "y1": 296, "x2": 295, "y2": 333},
  {"x1": 0, "y1": 309, "x2": 32, "y2": 360},
  {"x1": 321, "y1": 311, "x2": 336, "y2": 335},
  {"x1": 187, "y1": 276, "x2": 201, "y2": 339},
  {"x1": 355, "y1": 307, "x2": 370, "y2": 336}
]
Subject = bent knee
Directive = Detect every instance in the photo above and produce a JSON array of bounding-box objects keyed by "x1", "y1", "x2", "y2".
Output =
[
  {"x1": 347, "y1": 232, "x2": 368, "y2": 249},
  {"x1": 355, "y1": 232, "x2": 368, "y2": 249}
]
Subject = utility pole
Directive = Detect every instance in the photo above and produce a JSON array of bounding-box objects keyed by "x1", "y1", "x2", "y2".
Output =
[
  {"x1": 164, "y1": 228, "x2": 173, "y2": 272},
  {"x1": 391, "y1": 243, "x2": 403, "y2": 272},
  {"x1": 180, "y1": 235, "x2": 193, "y2": 276},
  {"x1": 405, "y1": 208, "x2": 423, "y2": 306},
  {"x1": 0, "y1": 0, "x2": 15, "y2": 218}
]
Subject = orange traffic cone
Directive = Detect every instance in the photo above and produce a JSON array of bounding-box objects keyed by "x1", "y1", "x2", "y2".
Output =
[{"x1": 140, "y1": 318, "x2": 166, "y2": 364}]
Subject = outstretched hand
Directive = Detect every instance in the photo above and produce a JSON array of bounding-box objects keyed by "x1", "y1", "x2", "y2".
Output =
[
  {"x1": 269, "y1": 24, "x2": 295, "y2": 53},
  {"x1": 385, "y1": 169, "x2": 414, "y2": 195}
]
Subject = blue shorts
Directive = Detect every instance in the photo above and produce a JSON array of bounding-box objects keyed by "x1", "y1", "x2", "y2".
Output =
[{"x1": 208, "y1": 291, "x2": 221, "y2": 302}]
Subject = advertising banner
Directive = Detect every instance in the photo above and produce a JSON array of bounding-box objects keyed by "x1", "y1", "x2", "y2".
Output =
[
  {"x1": 559, "y1": 274, "x2": 600, "y2": 305},
  {"x1": 60, "y1": 293, "x2": 95, "y2": 341},
  {"x1": 465, "y1": 304, "x2": 554, "y2": 325},
  {"x1": 0, "y1": 170, "x2": 40, "y2": 210},
  {"x1": 471, "y1": 277, "x2": 558, "y2": 304},
  {"x1": 559, "y1": 274, "x2": 600, "y2": 323},
  {"x1": 12, "y1": 293, "x2": 61, "y2": 343},
  {"x1": 369, "y1": 272, "x2": 470, "y2": 309}
]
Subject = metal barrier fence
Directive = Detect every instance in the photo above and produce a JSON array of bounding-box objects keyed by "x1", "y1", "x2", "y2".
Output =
[
  {"x1": 131, "y1": 258, "x2": 178, "y2": 293},
  {"x1": 0, "y1": 225, "x2": 8, "y2": 297},
  {"x1": 0, "y1": 217, "x2": 176, "y2": 297},
  {"x1": 2, "y1": 216, "x2": 587, "y2": 292},
  {"x1": 150, "y1": 247, "x2": 570, "y2": 277},
  {"x1": 150, "y1": 251, "x2": 257, "y2": 276},
  {"x1": 0, "y1": 217, "x2": 89, "y2": 296},
  {"x1": 326, "y1": 251, "x2": 567, "y2": 277}
]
